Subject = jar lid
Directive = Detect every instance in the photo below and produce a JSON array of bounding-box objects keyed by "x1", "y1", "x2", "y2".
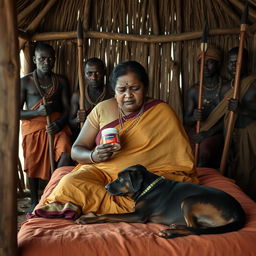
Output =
[{"x1": 102, "y1": 128, "x2": 119, "y2": 136}]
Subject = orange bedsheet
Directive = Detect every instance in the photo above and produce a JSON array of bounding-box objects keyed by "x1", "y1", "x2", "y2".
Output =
[{"x1": 18, "y1": 167, "x2": 256, "y2": 256}]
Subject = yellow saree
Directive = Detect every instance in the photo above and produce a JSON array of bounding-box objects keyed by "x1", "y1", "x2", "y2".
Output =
[{"x1": 34, "y1": 98, "x2": 197, "y2": 219}]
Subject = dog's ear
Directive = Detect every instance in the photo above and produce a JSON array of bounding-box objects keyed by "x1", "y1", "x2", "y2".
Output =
[{"x1": 127, "y1": 165, "x2": 144, "y2": 192}]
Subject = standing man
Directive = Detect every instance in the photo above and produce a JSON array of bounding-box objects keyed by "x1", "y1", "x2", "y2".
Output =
[
  {"x1": 225, "y1": 47, "x2": 256, "y2": 200},
  {"x1": 184, "y1": 45, "x2": 225, "y2": 168},
  {"x1": 20, "y1": 43, "x2": 72, "y2": 212},
  {"x1": 69, "y1": 58, "x2": 109, "y2": 140}
]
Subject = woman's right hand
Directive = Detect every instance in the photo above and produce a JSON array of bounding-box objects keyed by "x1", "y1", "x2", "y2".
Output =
[{"x1": 91, "y1": 143, "x2": 117, "y2": 163}]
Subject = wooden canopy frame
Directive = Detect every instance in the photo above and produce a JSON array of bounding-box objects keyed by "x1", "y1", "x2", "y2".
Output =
[
  {"x1": 1, "y1": 0, "x2": 256, "y2": 254},
  {"x1": 0, "y1": 0, "x2": 20, "y2": 255}
]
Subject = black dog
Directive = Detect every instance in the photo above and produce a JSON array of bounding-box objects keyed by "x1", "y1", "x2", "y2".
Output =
[{"x1": 76, "y1": 164, "x2": 245, "y2": 238}]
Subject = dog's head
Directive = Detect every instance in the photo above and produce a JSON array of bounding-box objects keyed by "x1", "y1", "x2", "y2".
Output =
[{"x1": 105, "y1": 164, "x2": 147, "y2": 197}]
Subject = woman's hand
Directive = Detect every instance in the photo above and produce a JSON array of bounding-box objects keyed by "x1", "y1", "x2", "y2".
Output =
[{"x1": 91, "y1": 143, "x2": 117, "y2": 162}]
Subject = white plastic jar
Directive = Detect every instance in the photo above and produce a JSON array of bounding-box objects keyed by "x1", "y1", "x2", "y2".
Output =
[{"x1": 101, "y1": 128, "x2": 121, "y2": 151}]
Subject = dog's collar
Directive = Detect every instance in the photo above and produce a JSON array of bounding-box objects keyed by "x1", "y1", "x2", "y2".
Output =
[{"x1": 136, "y1": 176, "x2": 165, "y2": 201}]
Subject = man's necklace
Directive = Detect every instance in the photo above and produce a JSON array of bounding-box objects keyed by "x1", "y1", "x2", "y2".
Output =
[
  {"x1": 39, "y1": 83, "x2": 52, "y2": 90},
  {"x1": 85, "y1": 85, "x2": 107, "y2": 106},
  {"x1": 202, "y1": 77, "x2": 222, "y2": 105},
  {"x1": 33, "y1": 70, "x2": 55, "y2": 98}
]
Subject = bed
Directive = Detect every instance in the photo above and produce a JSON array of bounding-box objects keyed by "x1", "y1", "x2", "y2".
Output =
[{"x1": 18, "y1": 166, "x2": 256, "y2": 256}]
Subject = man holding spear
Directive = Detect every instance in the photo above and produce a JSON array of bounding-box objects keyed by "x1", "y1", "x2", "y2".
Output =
[
  {"x1": 219, "y1": 3, "x2": 256, "y2": 200},
  {"x1": 69, "y1": 16, "x2": 109, "y2": 141},
  {"x1": 69, "y1": 58, "x2": 108, "y2": 141},
  {"x1": 184, "y1": 44, "x2": 225, "y2": 168},
  {"x1": 20, "y1": 43, "x2": 72, "y2": 212},
  {"x1": 224, "y1": 46, "x2": 256, "y2": 200}
]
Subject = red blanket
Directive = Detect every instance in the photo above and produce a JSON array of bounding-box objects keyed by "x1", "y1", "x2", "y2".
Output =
[{"x1": 18, "y1": 167, "x2": 256, "y2": 256}]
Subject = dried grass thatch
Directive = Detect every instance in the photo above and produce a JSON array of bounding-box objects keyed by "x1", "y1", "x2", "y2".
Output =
[{"x1": 16, "y1": 0, "x2": 256, "y2": 120}]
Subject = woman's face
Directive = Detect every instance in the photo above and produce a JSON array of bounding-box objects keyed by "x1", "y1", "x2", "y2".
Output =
[{"x1": 115, "y1": 72, "x2": 146, "y2": 114}]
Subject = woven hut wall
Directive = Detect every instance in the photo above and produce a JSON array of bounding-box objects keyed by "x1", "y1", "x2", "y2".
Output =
[{"x1": 16, "y1": 0, "x2": 256, "y2": 121}]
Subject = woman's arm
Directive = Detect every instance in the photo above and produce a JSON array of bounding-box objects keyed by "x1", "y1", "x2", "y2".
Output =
[{"x1": 71, "y1": 120, "x2": 116, "y2": 164}]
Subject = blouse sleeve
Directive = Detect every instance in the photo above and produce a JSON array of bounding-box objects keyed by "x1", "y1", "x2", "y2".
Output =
[{"x1": 87, "y1": 106, "x2": 100, "y2": 130}]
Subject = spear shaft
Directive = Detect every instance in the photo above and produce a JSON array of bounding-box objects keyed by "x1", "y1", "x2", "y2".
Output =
[
  {"x1": 219, "y1": 3, "x2": 248, "y2": 174},
  {"x1": 77, "y1": 12, "x2": 85, "y2": 128},
  {"x1": 194, "y1": 24, "x2": 208, "y2": 165},
  {"x1": 43, "y1": 96, "x2": 55, "y2": 174}
]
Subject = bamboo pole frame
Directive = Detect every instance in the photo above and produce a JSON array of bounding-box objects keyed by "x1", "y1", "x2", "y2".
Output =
[
  {"x1": 28, "y1": 27, "x2": 247, "y2": 43},
  {"x1": 19, "y1": 0, "x2": 58, "y2": 49},
  {"x1": 0, "y1": 0, "x2": 20, "y2": 255},
  {"x1": 18, "y1": 0, "x2": 45, "y2": 23},
  {"x1": 215, "y1": 0, "x2": 240, "y2": 24},
  {"x1": 229, "y1": 0, "x2": 256, "y2": 21}
]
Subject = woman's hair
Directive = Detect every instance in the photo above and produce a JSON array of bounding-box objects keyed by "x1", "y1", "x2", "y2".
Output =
[{"x1": 110, "y1": 61, "x2": 149, "y2": 90}]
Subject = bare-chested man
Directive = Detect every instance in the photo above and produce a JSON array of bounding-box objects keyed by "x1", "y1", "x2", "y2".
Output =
[
  {"x1": 20, "y1": 43, "x2": 72, "y2": 212},
  {"x1": 184, "y1": 45, "x2": 227, "y2": 168},
  {"x1": 69, "y1": 58, "x2": 109, "y2": 140},
  {"x1": 224, "y1": 47, "x2": 256, "y2": 200}
]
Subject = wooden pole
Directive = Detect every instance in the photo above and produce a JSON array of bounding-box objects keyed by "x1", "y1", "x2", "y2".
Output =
[
  {"x1": 194, "y1": 24, "x2": 208, "y2": 165},
  {"x1": 77, "y1": 12, "x2": 85, "y2": 128},
  {"x1": 17, "y1": 0, "x2": 45, "y2": 23},
  {"x1": 0, "y1": 0, "x2": 19, "y2": 255},
  {"x1": 229, "y1": 0, "x2": 256, "y2": 21},
  {"x1": 42, "y1": 97, "x2": 55, "y2": 174},
  {"x1": 19, "y1": 0, "x2": 58, "y2": 50},
  {"x1": 29, "y1": 27, "x2": 248, "y2": 43},
  {"x1": 23, "y1": 42, "x2": 35, "y2": 74},
  {"x1": 220, "y1": 3, "x2": 249, "y2": 174}
]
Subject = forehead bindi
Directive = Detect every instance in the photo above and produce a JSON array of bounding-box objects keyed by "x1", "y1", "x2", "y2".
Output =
[{"x1": 116, "y1": 73, "x2": 142, "y2": 87}]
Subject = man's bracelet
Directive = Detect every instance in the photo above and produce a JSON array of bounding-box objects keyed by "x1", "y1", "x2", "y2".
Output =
[{"x1": 89, "y1": 151, "x2": 96, "y2": 164}]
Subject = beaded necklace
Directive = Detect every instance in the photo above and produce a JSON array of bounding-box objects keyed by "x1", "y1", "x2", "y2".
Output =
[
  {"x1": 118, "y1": 104, "x2": 145, "y2": 134},
  {"x1": 33, "y1": 70, "x2": 53, "y2": 98},
  {"x1": 85, "y1": 84, "x2": 107, "y2": 106},
  {"x1": 202, "y1": 77, "x2": 222, "y2": 106}
]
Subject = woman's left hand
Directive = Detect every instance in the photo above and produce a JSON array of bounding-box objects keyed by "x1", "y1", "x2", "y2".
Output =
[{"x1": 91, "y1": 143, "x2": 117, "y2": 162}]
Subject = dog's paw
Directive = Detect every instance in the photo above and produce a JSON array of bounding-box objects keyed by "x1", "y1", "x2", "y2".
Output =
[
  {"x1": 169, "y1": 224, "x2": 187, "y2": 230},
  {"x1": 157, "y1": 228, "x2": 191, "y2": 239}
]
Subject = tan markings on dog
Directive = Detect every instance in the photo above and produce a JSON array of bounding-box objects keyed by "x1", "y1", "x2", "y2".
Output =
[
  {"x1": 158, "y1": 229, "x2": 192, "y2": 237},
  {"x1": 189, "y1": 203, "x2": 234, "y2": 227},
  {"x1": 124, "y1": 181, "x2": 131, "y2": 189}
]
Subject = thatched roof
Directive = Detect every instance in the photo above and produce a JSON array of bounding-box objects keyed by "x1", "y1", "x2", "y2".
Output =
[
  {"x1": 16, "y1": 0, "x2": 256, "y2": 119},
  {"x1": 1, "y1": 1, "x2": 256, "y2": 254}
]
